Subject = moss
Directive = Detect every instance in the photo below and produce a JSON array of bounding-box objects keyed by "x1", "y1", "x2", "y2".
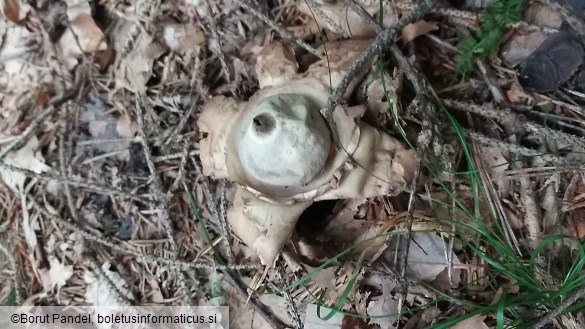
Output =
[{"x1": 455, "y1": 0, "x2": 525, "y2": 79}]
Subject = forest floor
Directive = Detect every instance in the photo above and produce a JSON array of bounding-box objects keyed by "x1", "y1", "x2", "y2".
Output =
[{"x1": 1, "y1": 0, "x2": 585, "y2": 328}]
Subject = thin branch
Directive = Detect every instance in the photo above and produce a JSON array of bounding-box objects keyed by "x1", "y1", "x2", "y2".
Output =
[
  {"x1": 0, "y1": 88, "x2": 80, "y2": 162},
  {"x1": 321, "y1": 0, "x2": 437, "y2": 119},
  {"x1": 134, "y1": 95, "x2": 179, "y2": 254},
  {"x1": 221, "y1": 268, "x2": 288, "y2": 329}
]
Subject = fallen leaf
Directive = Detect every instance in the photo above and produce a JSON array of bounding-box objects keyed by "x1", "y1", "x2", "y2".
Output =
[
  {"x1": 296, "y1": 1, "x2": 398, "y2": 38},
  {"x1": 304, "y1": 303, "x2": 344, "y2": 329},
  {"x1": 479, "y1": 146, "x2": 509, "y2": 196},
  {"x1": 41, "y1": 257, "x2": 73, "y2": 292},
  {"x1": 161, "y1": 22, "x2": 205, "y2": 52},
  {"x1": 383, "y1": 233, "x2": 463, "y2": 288},
  {"x1": 362, "y1": 272, "x2": 399, "y2": 328},
  {"x1": 366, "y1": 294, "x2": 399, "y2": 328},
  {"x1": 0, "y1": 136, "x2": 51, "y2": 193},
  {"x1": 500, "y1": 31, "x2": 548, "y2": 67},
  {"x1": 85, "y1": 262, "x2": 133, "y2": 329},
  {"x1": 58, "y1": 12, "x2": 107, "y2": 65},
  {"x1": 310, "y1": 267, "x2": 337, "y2": 291},
  {"x1": 451, "y1": 315, "x2": 490, "y2": 329},
  {"x1": 524, "y1": 2, "x2": 563, "y2": 28},
  {"x1": 401, "y1": 20, "x2": 439, "y2": 43},
  {"x1": 2, "y1": 0, "x2": 20, "y2": 23}
]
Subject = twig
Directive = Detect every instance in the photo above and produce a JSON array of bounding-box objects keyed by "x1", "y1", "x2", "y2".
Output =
[
  {"x1": 321, "y1": 0, "x2": 437, "y2": 119},
  {"x1": 58, "y1": 104, "x2": 78, "y2": 221},
  {"x1": 135, "y1": 95, "x2": 179, "y2": 254},
  {"x1": 217, "y1": 181, "x2": 234, "y2": 264},
  {"x1": 153, "y1": 150, "x2": 200, "y2": 162},
  {"x1": 345, "y1": 0, "x2": 439, "y2": 297},
  {"x1": 202, "y1": 0, "x2": 234, "y2": 95},
  {"x1": 235, "y1": 0, "x2": 321, "y2": 57},
  {"x1": 220, "y1": 268, "x2": 288, "y2": 329},
  {"x1": 0, "y1": 88, "x2": 79, "y2": 162},
  {"x1": 277, "y1": 260, "x2": 302, "y2": 329},
  {"x1": 444, "y1": 100, "x2": 585, "y2": 150},
  {"x1": 167, "y1": 141, "x2": 191, "y2": 200}
]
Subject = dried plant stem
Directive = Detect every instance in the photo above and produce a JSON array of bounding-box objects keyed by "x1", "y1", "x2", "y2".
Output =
[{"x1": 202, "y1": 0, "x2": 234, "y2": 94}]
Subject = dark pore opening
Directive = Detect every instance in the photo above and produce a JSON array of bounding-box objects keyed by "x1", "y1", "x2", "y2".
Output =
[
  {"x1": 296, "y1": 200, "x2": 339, "y2": 236},
  {"x1": 252, "y1": 113, "x2": 276, "y2": 135}
]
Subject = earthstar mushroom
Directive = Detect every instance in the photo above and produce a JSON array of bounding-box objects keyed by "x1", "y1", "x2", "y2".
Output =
[{"x1": 197, "y1": 40, "x2": 416, "y2": 266}]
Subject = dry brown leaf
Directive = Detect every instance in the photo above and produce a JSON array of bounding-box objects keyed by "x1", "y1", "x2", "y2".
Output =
[
  {"x1": 0, "y1": 136, "x2": 51, "y2": 193},
  {"x1": 500, "y1": 31, "x2": 548, "y2": 67},
  {"x1": 59, "y1": 12, "x2": 107, "y2": 60},
  {"x1": 451, "y1": 315, "x2": 490, "y2": 329},
  {"x1": 2, "y1": 0, "x2": 20, "y2": 23},
  {"x1": 41, "y1": 257, "x2": 73, "y2": 293},
  {"x1": 161, "y1": 22, "x2": 205, "y2": 52},
  {"x1": 310, "y1": 266, "x2": 337, "y2": 291},
  {"x1": 383, "y1": 233, "x2": 462, "y2": 288},
  {"x1": 366, "y1": 273, "x2": 399, "y2": 328},
  {"x1": 524, "y1": 2, "x2": 563, "y2": 28},
  {"x1": 479, "y1": 146, "x2": 509, "y2": 196},
  {"x1": 401, "y1": 20, "x2": 438, "y2": 43}
]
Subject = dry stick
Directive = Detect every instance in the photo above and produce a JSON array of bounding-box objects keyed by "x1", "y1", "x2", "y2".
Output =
[
  {"x1": 0, "y1": 88, "x2": 79, "y2": 161},
  {"x1": 202, "y1": 0, "x2": 234, "y2": 95},
  {"x1": 220, "y1": 268, "x2": 287, "y2": 329},
  {"x1": 135, "y1": 95, "x2": 179, "y2": 254},
  {"x1": 444, "y1": 100, "x2": 585, "y2": 153},
  {"x1": 277, "y1": 260, "x2": 302, "y2": 329},
  {"x1": 235, "y1": 0, "x2": 321, "y2": 57},
  {"x1": 154, "y1": 150, "x2": 200, "y2": 162},
  {"x1": 167, "y1": 141, "x2": 191, "y2": 200},
  {"x1": 344, "y1": 0, "x2": 440, "y2": 295},
  {"x1": 217, "y1": 181, "x2": 234, "y2": 264},
  {"x1": 321, "y1": 0, "x2": 437, "y2": 119},
  {"x1": 530, "y1": 285, "x2": 585, "y2": 329},
  {"x1": 58, "y1": 104, "x2": 78, "y2": 221}
]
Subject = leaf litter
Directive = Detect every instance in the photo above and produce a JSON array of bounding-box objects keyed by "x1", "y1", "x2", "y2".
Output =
[{"x1": 1, "y1": 0, "x2": 585, "y2": 328}]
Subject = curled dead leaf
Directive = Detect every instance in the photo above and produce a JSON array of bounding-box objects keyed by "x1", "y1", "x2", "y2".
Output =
[
  {"x1": 60, "y1": 13, "x2": 107, "y2": 55},
  {"x1": 401, "y1": 20, "x2": 438, "y2": 43},
  {"x1": 2, "y1": 0, "x2": 20, "y2": 23}
]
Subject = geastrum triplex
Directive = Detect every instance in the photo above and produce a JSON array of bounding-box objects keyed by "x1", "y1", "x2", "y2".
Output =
[{"x1": 197, "y1": 39, "x2": 417, "y2": 266}]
